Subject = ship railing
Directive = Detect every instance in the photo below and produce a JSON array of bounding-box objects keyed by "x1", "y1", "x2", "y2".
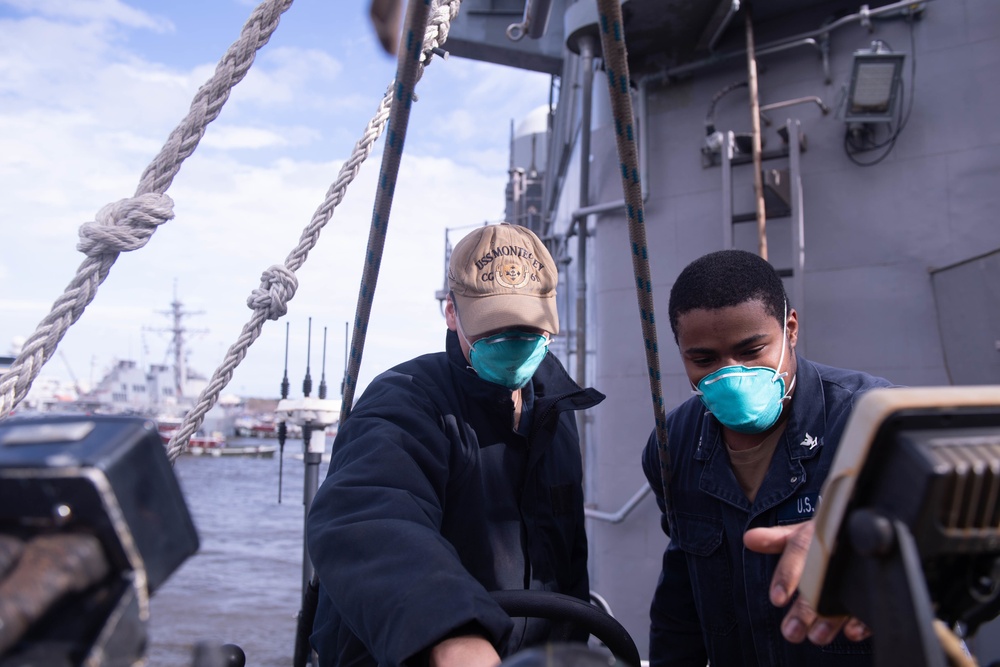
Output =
[{"x1": 584, "y1": 483, "x2": 651, "y2": 524}]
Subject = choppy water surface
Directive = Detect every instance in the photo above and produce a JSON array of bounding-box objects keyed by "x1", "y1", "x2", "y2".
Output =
[{"x1": 148, "y1": 443, "x2": 313, "y2": 667}]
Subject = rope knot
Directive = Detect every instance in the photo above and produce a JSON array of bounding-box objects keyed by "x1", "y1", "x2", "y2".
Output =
[
  {"x1": 248, "y1": 265, "x2": 298, "y2": 320},
  {"x1": 77, "y1": 193, "x2": 175, "y2": 256},
  {"x1": 424, "y1": 1, "x2": 459, "y2": 57}
]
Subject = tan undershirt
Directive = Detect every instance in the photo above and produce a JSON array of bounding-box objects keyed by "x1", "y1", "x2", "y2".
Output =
[{"x1": 725, "y1": 422, "x2": 787, "y2": 503}]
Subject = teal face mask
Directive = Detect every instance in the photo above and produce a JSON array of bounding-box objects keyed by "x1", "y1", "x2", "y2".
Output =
[
  {"x1": 692, "y1": 307, "x2": 795, "y2": 434},
  {"x1": 695, "y1": 365, "x2": 791, "y2": 433},
  {"x1": 467, "y1": 330, "x2": 550, "y2": 390}
]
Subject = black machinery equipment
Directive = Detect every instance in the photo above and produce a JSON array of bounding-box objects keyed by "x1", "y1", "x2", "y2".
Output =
[
  {"x1": 0, "y1": 414, "x2": 199, "y2": 666},
  {"x1": 801, "y1": 386, "x2": 1000, "y2": 667}
]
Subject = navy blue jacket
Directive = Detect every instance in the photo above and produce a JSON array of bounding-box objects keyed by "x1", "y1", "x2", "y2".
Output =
[
  {"x1": 642, "y1": 356, "x2": 893, "y2": 667},
  {"x1": 307, "y1": 330, "x2": 604, "y2": 667}
]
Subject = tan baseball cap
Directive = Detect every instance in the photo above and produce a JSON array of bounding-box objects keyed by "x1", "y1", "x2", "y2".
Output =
[{"x1": 448, "y1": 223, "x2": 559, "y2": 338}]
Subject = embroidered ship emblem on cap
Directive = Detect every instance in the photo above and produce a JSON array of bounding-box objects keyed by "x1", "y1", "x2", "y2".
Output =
[{"x1": 495, "y1": 260, "x2": 530, "y2": 289}]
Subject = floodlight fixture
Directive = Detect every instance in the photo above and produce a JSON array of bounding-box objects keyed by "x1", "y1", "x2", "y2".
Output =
[{"x1": 843, "y1": 41, "x2": 906, "y2": 124}]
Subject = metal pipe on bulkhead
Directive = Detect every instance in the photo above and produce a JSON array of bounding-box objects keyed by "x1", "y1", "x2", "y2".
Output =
[
  {"x1": 744, "y1": 5, "x2": 768, "y2": 260},
  {"x1": 709, "y1": 0, "x2": 742, "y2": 53},
  {"x1": 542, "y1": 54, "x2": 580, "y2": 238},
  {"x1": 584, "y1": 484, "x2": 652, "y2": 523},
  {"x1": 562, "y1": 27, "x2": 654, "y2": 526},
  {"x1": 637, "y1": 77, "x2": 650, "y2": 203},
  {"x1": 759, "y1": 95, "x2": 829, "y2": 123},
  {"x1": 565, "y1": 78, "x2": 651, "y2": 223},
  {"x1": 665, "y1": 0, "x2": 930, "y2": 81},
  {"x1": 575, "y1": 33, "x2": 595, "y2": 465},
  {"x1": 563, "y1": 68, "x2": 655, "y2": 513}
]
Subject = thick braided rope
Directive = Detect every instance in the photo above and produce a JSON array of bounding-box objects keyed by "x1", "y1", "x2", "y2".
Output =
[
  {"x1": 167, "y1": 0, "x2": 463, "y2": 461},
  {"x1": 135, "y1": 0, "x2": 294, "y2": 197},
  {"x1": 595, "y1": 0, "x2": 672, "y2": 511},
  {"x1": 0, "y1": 0, "x2": 294, "y2": 419}
]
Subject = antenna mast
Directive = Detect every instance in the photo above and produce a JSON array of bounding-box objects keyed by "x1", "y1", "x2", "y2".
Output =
[{"x1": 150, "y1": 280, "x2": 205, "y2": 402}]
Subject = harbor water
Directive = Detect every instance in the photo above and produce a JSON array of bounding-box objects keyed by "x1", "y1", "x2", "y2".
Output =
[{"x1": 148, "y1": 440, "x2": 314, "y2": 667}]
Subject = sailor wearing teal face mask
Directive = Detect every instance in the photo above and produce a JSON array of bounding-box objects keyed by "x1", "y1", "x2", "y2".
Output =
[
  {"x1": 443, "y1": 222, "x2": 568, "y2": 431},
  {"x1": 640, "y1": 249, "x2": 893, "y2": 667},
  {"x1": 454, "y1": 322, "x2": 551, "y2": 392},
  {"x1": 308, "y1": 223, "x2": 604, "y2": 667}
]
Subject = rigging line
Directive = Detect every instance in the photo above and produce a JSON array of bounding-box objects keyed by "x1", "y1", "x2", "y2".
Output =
[
  {"x1": 167, "y1": 0, "x2": 463, "y2": 462},
  {"x1": 339, "y1": 0, "x2": 448, "y2": 426},
  {"x1": 0, "y1": 0, "x2": 294, "y2": 420},
  {"x1": 595, "y1": 0, "x2": 672, "y2": 515},
  {"x1": 293, "y1": 3, "x2": 464, "y2": 665}
]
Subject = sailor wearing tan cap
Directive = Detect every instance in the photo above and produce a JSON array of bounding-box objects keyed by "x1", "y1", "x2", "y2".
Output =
[{"x1": 307, "y1": 223, "x2": 605, "y2": 667}]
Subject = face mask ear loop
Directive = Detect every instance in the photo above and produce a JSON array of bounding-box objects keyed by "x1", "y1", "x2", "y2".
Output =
[
  {"x1": 452, "y1": 309, "x2": 479, "y2": 374},
  {"x1": 781, "y1": 373, "x2": 797, "y2": 403},
  {"x1": 454, "y1": 311, "x2": 472, "y2": 348},
  {"x1": 776, "y1": 299, "x2": 797, "y2": 402},
  {"x1": 773, "y1": 300, "x2": 789, "y2": 385}
]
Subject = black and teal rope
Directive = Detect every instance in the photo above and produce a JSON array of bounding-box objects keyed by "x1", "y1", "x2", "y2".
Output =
[
  {"x1": 595, "y1": 0, "x2": 672, "y2": 512},
  {"x1": 338, "y1": 0, "x2": 432, "y2": 428}
]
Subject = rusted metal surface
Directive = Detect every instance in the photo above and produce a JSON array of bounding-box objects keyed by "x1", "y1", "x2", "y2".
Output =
[
  {"x1": 0, "y1": 536, "x2": 23, "y2": 578},
  {"x1": 0, "y1": 533, "x2": 110, "y2": 653}
]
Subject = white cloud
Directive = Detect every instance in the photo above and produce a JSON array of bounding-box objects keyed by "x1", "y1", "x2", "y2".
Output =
[
  {"x1": 438, "y1": 108, "x2": 479, "y2": 142},
  {"x1": 0, "y1": 0, "x2": 171, "y2": 31},
  {"x1": 201, "y1": 125, "x2": 291, "y2": 150},
  {"x1": 0, "y1": 2, "x2": 550, "y2": 401},
  {"x1": 414, "y1": 58, "x2": 551, "y2": 163},
  {"x1": 235, "y1": 47, "x2": 344, "y2": 109}
]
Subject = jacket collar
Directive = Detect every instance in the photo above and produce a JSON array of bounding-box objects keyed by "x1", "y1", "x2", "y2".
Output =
[
  {"x1": 779, "y1": 355, "x2": 828, "y2": 460},
  {"x1": 444, "y1": 329, "x2": 603, "y2": 414}
]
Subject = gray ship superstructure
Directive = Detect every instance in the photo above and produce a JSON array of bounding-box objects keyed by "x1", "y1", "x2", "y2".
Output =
[{"x1": 443, "y1": 0, "x2": 1000, "y2": 660}]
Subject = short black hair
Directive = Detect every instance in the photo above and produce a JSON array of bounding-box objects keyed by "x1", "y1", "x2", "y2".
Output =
[{"x1": 668, "y1": 249, "x2": 788, "y2": 341}]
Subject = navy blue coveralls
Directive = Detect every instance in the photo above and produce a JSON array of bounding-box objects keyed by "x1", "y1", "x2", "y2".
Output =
[{"x1": 642, "y1": 355, "x2": 893, "y2": 667}]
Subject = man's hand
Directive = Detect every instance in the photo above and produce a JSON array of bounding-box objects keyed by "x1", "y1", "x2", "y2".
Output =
[
  {"x1": 429, "y1": 635, "x2": 501, "y2": 667},
  {"x1": 744, "y1": 522, "x2": 871, "y2": 645}
]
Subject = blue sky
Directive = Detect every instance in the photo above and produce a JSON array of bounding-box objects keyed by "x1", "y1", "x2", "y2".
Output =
[{"x1": 0, "y1": 0, "x2": 551, "y2": 401}]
